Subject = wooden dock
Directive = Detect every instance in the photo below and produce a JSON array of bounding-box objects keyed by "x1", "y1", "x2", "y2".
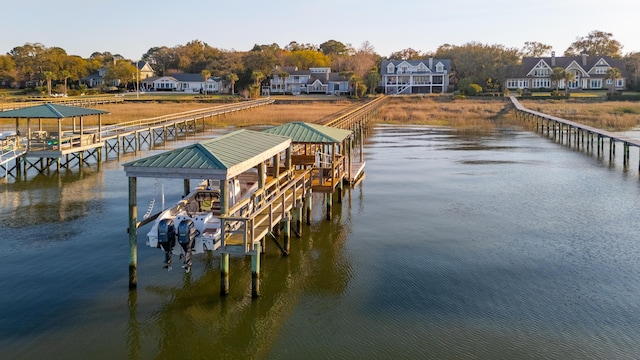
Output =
[
  {"x1": 511, "y1": 96, "x2": 640, "y2": 169},
  {"x1": 123, "y1": 97, "x2": 385, "y2": 298}
]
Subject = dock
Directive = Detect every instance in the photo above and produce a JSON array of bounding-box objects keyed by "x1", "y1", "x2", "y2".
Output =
[
  {"x1": 511, "y1": 96, "x2": 640, "y2": 169},
  {"x1": 123, "y1": 96, "x2": 386, "y2": 298},
  {"x1": 0, "y1": 98, "x2": 274, "y2": 176}
]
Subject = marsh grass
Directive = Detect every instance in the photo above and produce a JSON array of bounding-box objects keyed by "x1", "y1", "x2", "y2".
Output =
[
  {"x1": 377, "y1": 95, "x2": 519, "y2": 134},
  {"x1": 520, "y1": 100, "x2": 640, "y2": 131},
  {"x1": 49, "y1": 100, "x2": 350, "y2": 127}
]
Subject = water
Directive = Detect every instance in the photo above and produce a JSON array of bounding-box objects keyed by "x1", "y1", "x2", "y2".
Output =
[{"x1": 2, "y1": 124, "x2": 640, "y2": 359}]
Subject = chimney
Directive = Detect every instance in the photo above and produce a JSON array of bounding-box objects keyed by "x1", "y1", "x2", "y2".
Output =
[
  {"x1": 429, "y1": 57, "x2": 433, "y2": 69},
  {"x1": 582, "y1": 51, "x2": 588, "y2": 66},
  {"x1": 551, "y1": 51, "x2": 555, "y2": 66}
]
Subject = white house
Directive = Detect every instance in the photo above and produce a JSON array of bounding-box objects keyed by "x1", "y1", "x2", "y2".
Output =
[
  {"x1": 505, "y1": 52, "x2": 627, "y2": 91},
  {"x1": 380, "y1": 58, "x2": 451, "y2": 94},
  {"x1": 269, "y1": 67, "x2": 350, "y2": 95},
  {"x1": 142, "y1": 73, "x2": 225, "y2": 93}
]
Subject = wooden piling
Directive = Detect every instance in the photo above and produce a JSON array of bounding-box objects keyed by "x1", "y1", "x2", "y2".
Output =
[
  {"x1": 282, "y1": 213, "x2": 290, "y2": 255},
  {"x1": 251, "y1": 250, "x2": 260, "y2": 298},
  {"x1": 220, "y1": 252, "x2": 229, "y2": 295},
  {"x1": 325, "y1": 192, "x2": 332, "y2": 220},
  {"x1": 305, "y1": 188, "x2": 312, "y2": 225},
  {"x1": 128, "y1": 177, "x2": 138, "y2": 289}
]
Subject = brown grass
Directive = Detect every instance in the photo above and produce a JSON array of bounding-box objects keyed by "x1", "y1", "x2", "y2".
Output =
[
  {"x1": 377, "y1": 95, "x2": 519, "y2": 133},
  {"x1": 520, "y1": 100, "x2": 640, "y2": 131},
  {"x1": 89, "y1": 100, "x2": 353, "y2": 127}
]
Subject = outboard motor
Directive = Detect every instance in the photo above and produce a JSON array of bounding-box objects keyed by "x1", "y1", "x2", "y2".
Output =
[
  {"x1": 178, "y1": 219, "x2": 196, "y2": 273},
  {"x1": 158, "y1": 219, "x2": 176, "y2": 269}
]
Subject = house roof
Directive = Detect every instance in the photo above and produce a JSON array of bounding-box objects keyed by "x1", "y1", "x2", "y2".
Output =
[
  {"x1": 380, "y1": 59, "x2": 451, "y2": 74},
  {"x1": 0, "y1": 103, "x2": 109, "y2": 118},
  {"x1": 171, "y1": 73, "x2": 205, "y2": 82},
  {"x1": 123, "y1": 129, "x2": 291, "y2": 179},
  {"x1": 262, "y1": 122, "x2": 352, "y2": 143},
  {"x1": 519, "y1": 55, "x2": 627, "y2": 78}
]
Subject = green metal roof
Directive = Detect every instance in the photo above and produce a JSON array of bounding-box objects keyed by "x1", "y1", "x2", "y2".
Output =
[
  {"x1": 262, "y1": 122, "x2": 352, "y2": 143},
  {"x1": 123, "y1": 129, "x2": 291, "y2": 179},
  {"x1": 0, "y1": 103, "x2": 109, "y2": 118}
]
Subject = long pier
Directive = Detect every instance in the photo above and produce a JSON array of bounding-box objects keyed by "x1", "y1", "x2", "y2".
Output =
[
  {"x1": 511, "y1": 96, "x2": 640, "y2": 169},
  {"x1": 1, "y1": 98, "x2": 273, "y2": 177},
  {"x1": 0, "y1": 96, "x2": 125, "y2": 111}
]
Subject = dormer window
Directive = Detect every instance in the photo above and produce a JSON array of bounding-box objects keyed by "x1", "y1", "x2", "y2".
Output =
[
  {"x1": 418, "y1": 63, "x2": 427, "y2": 73},
  {"x1": 435, "y1": 62, "x2": 444, "y2": 72},
  {"x1": 387, "y1": 63, "x2": 395, "y2": 74}
]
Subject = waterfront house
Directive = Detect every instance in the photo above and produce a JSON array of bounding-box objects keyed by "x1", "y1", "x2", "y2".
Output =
[
  {"x1": 505, "y1": 52, "x2": 627, "y2": 91},
  {"x1": 82, "y1": 61, "x2": 155, "y2": 88},
  {"x1": 268, "y1": 67, "x2": 350, "y2": 95},
  {"x1": 380, "y1": 58, "x2": 452, "y2": 94},
  {"x1": 141, "y1": 73, "x2": 225, "y2": 93}
]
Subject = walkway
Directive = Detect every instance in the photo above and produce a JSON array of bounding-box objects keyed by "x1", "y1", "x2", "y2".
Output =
[{"x1": 510, "y1": 96, "x2": 640, "y2": 169}]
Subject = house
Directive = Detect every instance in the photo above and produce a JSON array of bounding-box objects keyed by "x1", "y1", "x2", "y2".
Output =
[
  {"x1": 380, "y1": 58, "x2": 451, "y2": 94},
  {"x1": 506, "y1": 52, "x2": 627, "y2": 91},
  {"x1": 268, "y1": 67, "x2": 350, "y2": 95},
  {"x1": 82, "y1": 61, "x2": 155, "y2": 88},
  {"x1": 140, "y1": 73, "x2": 225, "y2": 93}
]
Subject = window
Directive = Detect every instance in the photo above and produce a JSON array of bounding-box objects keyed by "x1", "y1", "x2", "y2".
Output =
[
  {"x1": 435, "y1": 63, "x2": 444, "y2": 72},
  {"x1": 616, "y1": 79, "x2": 624, "y2": 87},
  {"x1": 594, "y1": 67, "x2": 608, "y2": 74},
  {"x1": 387, "y1": 64, "x2": 395, "y2": 74},
  {"x1": 590, "y1": 79, "x2": 602, "y2": 88}
]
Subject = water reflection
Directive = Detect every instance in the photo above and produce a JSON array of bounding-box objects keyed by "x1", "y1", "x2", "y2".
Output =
[{"x1": 125, "y1": 190, "x2": 354, "y2": 359}]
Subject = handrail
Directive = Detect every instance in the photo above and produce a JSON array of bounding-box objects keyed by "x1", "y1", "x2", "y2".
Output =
[
  {"x1": 99, "y1": 98, "x2": 273, "y2": 136},
  {"x1": 323, "y1": 96, "x2": 386, "y2": 129}
]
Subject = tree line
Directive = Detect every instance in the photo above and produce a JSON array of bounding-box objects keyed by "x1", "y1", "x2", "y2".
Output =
[{"x1": 1, "y1": 30, "x2": 639, "y2": 96}]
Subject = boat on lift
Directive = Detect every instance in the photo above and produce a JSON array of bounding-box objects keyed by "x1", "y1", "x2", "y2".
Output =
[{"x1": 146, "y1": 169, "x2": 259, "y2": 264}]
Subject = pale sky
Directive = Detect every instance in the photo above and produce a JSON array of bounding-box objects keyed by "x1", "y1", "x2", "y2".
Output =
[{"x1": 3, "y1": 0, "x2": 638, "y2": 59}]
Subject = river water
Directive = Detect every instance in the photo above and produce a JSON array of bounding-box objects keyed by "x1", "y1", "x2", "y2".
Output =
[{"x1": 2, "y1": 123, "x2": 640, "y2": 359}]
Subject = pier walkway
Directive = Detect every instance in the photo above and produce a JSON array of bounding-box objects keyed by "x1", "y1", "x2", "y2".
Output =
[
  {"x1": 510, "y1": 96, "x2": 640, "y2": 169},
  {"x1": 0, "y1": 96, "x2": 125, "y2": 112}
]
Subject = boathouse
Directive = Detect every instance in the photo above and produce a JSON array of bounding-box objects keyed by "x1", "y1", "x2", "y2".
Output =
[
  {"x1": 0, "y1": 103, "x2": 109, "y2": 173},
  {"x1": 123, "y1": 129, "x2": 316, "y2": 295}
]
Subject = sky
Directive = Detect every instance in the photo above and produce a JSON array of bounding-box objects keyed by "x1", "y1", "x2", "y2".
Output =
[{"x1": 3, "y1": 0, "x2": 638, "y2": 60}]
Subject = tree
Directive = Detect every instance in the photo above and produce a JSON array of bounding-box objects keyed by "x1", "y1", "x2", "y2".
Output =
[
  {"x1": 0, "y1": 54, "x2": 16, "y2": 84},
  {"x1": 521, "y1": 41, "x2": 552, "y2": 57},
  {"x1": 562, "y1": 70, "x2": 575, "y2": 95},
  {"x1": 387, "y1": 48, "x2": 425, "y2": 60},
  {"x1": 284, "y1": 49, "x2": 331, "y2": 69},
  {"x1": 319, "y1": 40, "x2": 349, "y2": 55},
  {"x1": 364, "y1": 70, "x2": 381, "y2": 94},
  {"x1": 435, "y1": 42, "x2": 520, "y2": 89},
  {"x1": 225, "y1": 72, "x2": 238, "y2": 95},
  {"x1": 564, "y1": 30, "x2": 623, "y2": 58},
  {"x1": 604, "y1": 67, "x2": 622, "y2": 95},
  {"x1": 550, "y1": 67, "x2": 567, "y2": 92},
  {"x1": 624, "y1": 52, "x2": 640, "y2": 91},
  {"x1": 43, "y1": 71, "x2": 55, "y2": 96},
  {"x1": 278, "y1": 71, "x2": 289, "y2": 93},
  {"x1": 104, "y1": 60, "x2": 136, "y2": 89},
  {"x1": 201, "y1": 69, "x2": 211, "y2": 94}
]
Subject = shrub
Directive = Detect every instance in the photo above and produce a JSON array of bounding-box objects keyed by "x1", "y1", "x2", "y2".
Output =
[{"x1": 467, "y1": 84, "x2": 483, "y2": 96}]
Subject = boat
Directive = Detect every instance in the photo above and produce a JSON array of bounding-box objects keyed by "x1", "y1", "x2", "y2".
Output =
[{"x1": 146, "y1": 169, "x2": 259, "y2": 268}]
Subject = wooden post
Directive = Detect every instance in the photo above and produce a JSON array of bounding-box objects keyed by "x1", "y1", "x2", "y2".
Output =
[
  {"x1": 258, "y1": 162, "x2": 265, "y2": 189},
  {"x1": 251, "y1": 250, "x2": 260, "y2": 298},
  {"x1": 294, "y1": 201, "x2": 302, "y2": 237},
  {"x1": 305, "y1": 188, "x2": 312, "y2": 225},
  {"x1": 220, "y1": 179, "x2": 229, "y2": 215},
  {"x1": 282, "y1": 212, "x2": 290, "y2": 255},
  {"x1": 220, "y1": 252, "x2": 229, "y2": 295},
  {"x1": 128, "y1": 177, "x2": 138, "y2": 289},
  {"x1": 359, "y1": 126, "x2": 364, "y2": 163},
  {"x1": 325, "y1": 192, "x2": 332, "y2": 221},
  {"x1": 183, "y1": 179, "x2": 190, "y2": 197}
]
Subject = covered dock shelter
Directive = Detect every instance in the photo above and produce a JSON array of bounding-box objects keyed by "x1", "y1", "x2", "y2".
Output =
[
  {"x1": 262, "y1": 121, "x2": 355, "y2": 193},
  {"x1": 122, "y1": 129, "x2": 295, "y2": 289},
  {"x1": 0, "y1": 103, "x2": 109, "y2": 172}
]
